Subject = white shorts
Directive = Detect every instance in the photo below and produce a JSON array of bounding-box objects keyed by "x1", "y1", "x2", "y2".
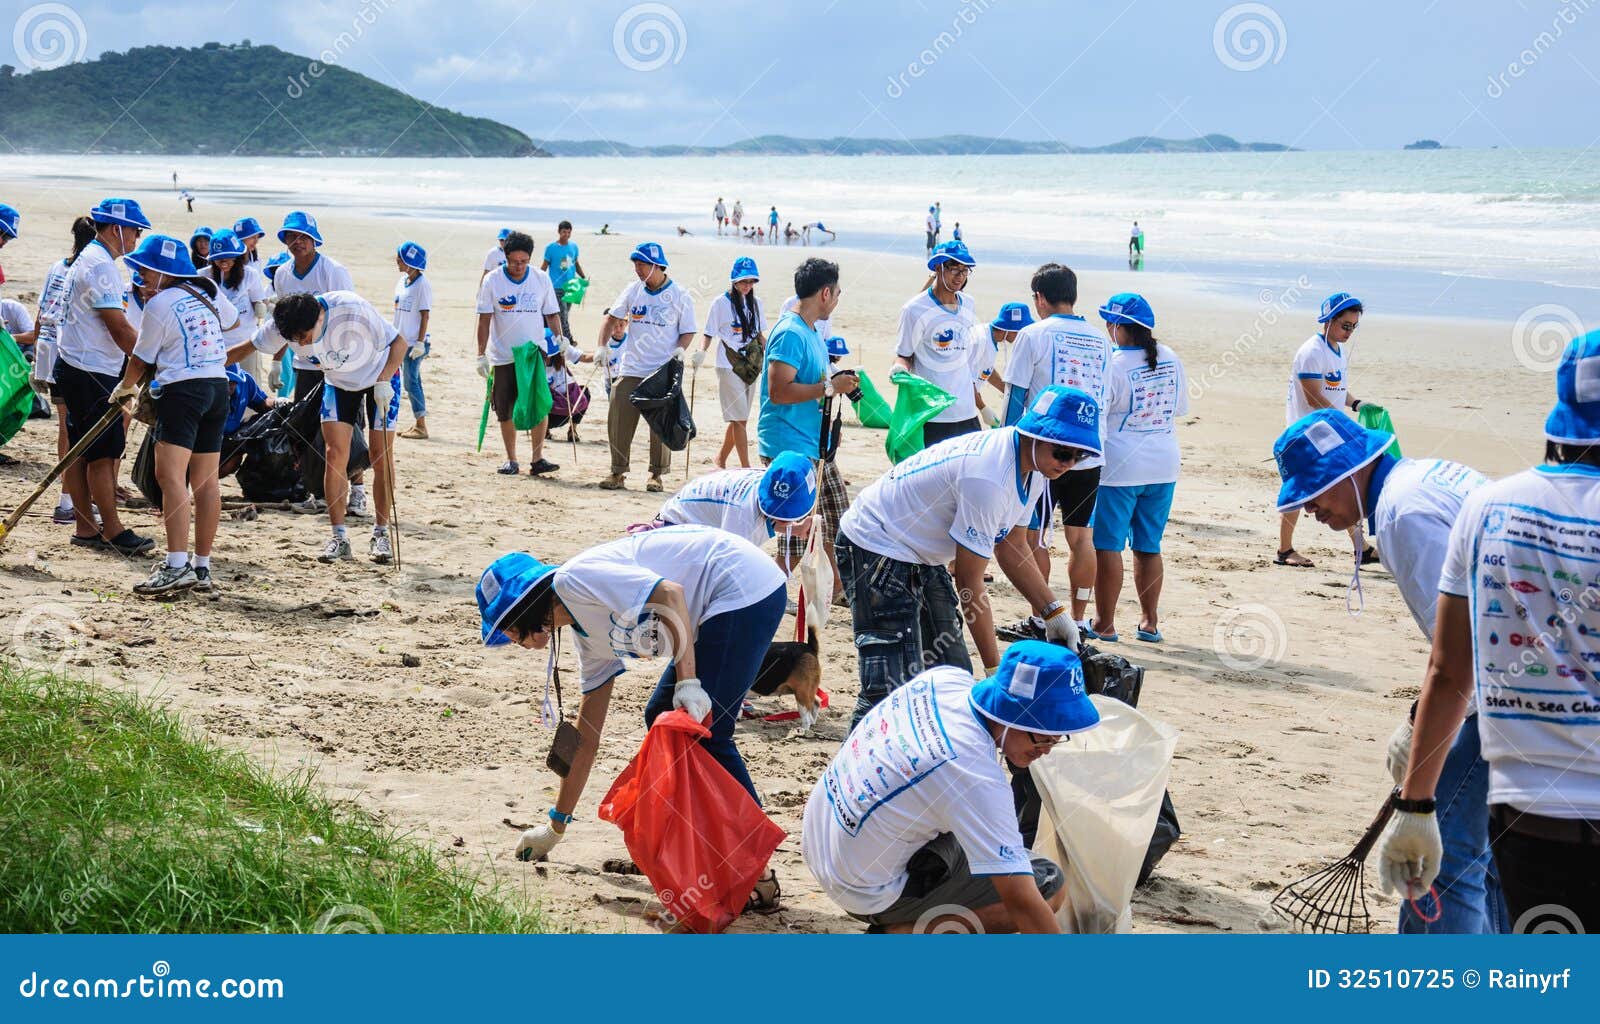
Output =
[{"x1": 718, "y1": 367, "x2": 757, "y2": 422}]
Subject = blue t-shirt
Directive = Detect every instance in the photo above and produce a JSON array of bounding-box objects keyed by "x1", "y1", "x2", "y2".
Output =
[
  {"x1": 758, "y1": 310, "x2": 826, "y2": 460},
  {"x1": 543, "y1": 241, "x2": 580, "y2": 289},
  {"x1": 224, "y1": 366, "x2": 271, "y2": 434}
]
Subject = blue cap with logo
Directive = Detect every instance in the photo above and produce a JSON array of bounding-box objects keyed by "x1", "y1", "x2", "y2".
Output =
[
  {"x1": 232, "y1": 216, "x2": 264, "y2": 241},
  {"x1": 277, "y1": 210, "x2": 324, "y2": 246},
  {"x1": 630, "y1": 242, "x2": 668, "y2": 268},
  {"x1": 398, "y1": 240, "x2": 427, "y2": 271},
  {"x1": 90, "y1": 198, "x2": 152, "y2": 230},
  {"x1": 730, "y1": 256, "x2": 759, "y2": 282},
  {"x1": 826, "y1": 335, "x2": 849, "y2": 358},
  {"x1": 1546, "y1": 329, "x2": 1600, "y2": 445},
  {"x1": 477, "y1": 552, "x2": 558, "y2": 647},
  {"x1": 927, "y1": 239, "x2": 975, "y2": 271},
  {"x1": 123, "y1": 234, "x2": 199, "y2": 279},
  {"x1": 1273, "y1": 409, "x2": 1393, "y2": 513},
  {"x1": 758, "y1": 451, "x2": 818, "y2": 522},
  {"x1": 1015, "y1": 385, "x2": 1102, "y2": 455},
  {"x1": 206, "y1": 230, "x2": 246, "y2": 261},
  {"x1": 1318, "y1": 292, "x2": 1363, "y2": 324},
  {"x1": 0, "y1": 203, "x2": 19, "y2": 239},
  {"x1": 1099, "y1": 292, "x2": 1156, "y2": 330},
  {"x1": 970, "y1": 640, "x2": 1099, "y2": 736},
  {"x1": 991, "y1": 302, "x2": 1033, "y2": 332}
]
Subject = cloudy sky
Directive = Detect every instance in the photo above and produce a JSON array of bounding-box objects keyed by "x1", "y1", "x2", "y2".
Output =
[{"x1": 5, "y1": 0, "x2": 1597, "y2": 149}]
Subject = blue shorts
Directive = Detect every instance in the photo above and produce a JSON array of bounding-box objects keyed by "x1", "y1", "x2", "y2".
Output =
[
  {"x1": 1092, "y1": 482, "x2": 1175, "y2": 554},
  {"x1": 320, "y1": 372, "x2": 401, "y2": 431}
]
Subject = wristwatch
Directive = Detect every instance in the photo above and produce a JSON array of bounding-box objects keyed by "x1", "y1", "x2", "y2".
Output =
[{"x1": 1390, "y1": 787, "x2": 1436, "y2": 814}]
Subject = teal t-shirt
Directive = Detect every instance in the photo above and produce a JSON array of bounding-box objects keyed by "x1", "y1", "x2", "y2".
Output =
[
  {"x1": 543, "y1": 241, "x2": 580, "y2": 289},
  {"x1": 758, "y1": 310, "x2": 826, "y2": 459}
]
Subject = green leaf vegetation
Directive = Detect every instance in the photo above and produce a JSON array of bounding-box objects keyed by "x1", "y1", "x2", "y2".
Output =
[
  {"x1": 0, "y1": 659, "x2": 551, "y2": 932},
  {"x1": 0, "y1": 43, "x2": 545, "y2": 157}
]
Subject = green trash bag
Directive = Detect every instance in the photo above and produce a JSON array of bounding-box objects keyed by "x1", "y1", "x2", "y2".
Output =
[
  {"x1": 886, "y1": 370, "x2": 956, "y2": 464},
  {"x1": 850, "y1": 369, "x2": 892, "y2": 429},
  {"x1": 0, "y1": 329, "x2": 38, "y2": 448},
  {"x1": 1356, "y1": 402, "x2": 1402, "y2": 458},
  {"x1": 477, "y1": 376, "x2": 493, "y2": 452},
  {"x1": 511, "y1": 342, "x2": 553, "y2": 431},
  {"x1": 561, "y1": 277, "x2": 589, "y2": 306}
]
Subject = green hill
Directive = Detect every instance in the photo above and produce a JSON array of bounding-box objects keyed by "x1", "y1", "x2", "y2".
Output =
[{"x1": 0, "y1": 42, "x2": 545, "y2": 157}]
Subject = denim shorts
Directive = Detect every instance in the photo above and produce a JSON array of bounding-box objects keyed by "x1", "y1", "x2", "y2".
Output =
[{"x1": 1092, "y1": 481, "x2": 1176, "y2": 553}]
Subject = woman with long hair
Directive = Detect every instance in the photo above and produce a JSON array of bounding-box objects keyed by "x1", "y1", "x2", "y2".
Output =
[
  {"x1": 202, "y1": 230, "x2": 270, "y2": 380},
  {"x1": 188, "y1": 226, "x2": 213, "y2": 268},
  {"x1": 696, "y1": 257, "x2": 765, "y2": 468}
]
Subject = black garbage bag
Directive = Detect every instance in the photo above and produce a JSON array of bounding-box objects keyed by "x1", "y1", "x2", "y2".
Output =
[
  {"x1": 131, "y1": 432, "x2": 162, "y2": 509},
  {"x1": 281, "y1": 392, "x2": 371, "y2": 498},
  {"x1": 232, "y1": 403, "x2": 304, "y2": 502},
  {"x1": 628, "y1": 358, "x2": 695, "y2": 451},
  {"x1": 1138, "y1": 792, "x2": 1182, "y2": 887},
  {"x1": 1079, "y1": 642, "x2": 1145, "y2": 707}
]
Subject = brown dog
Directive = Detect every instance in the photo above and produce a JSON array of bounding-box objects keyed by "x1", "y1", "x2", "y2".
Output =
[{"x1": 749, "y1": 625, "x2": 822, "y2": 729}]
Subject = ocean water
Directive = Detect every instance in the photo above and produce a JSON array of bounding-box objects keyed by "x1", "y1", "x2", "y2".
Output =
[{"x1": 8, "y1": 150, "x2": 1598, "y2": 322}]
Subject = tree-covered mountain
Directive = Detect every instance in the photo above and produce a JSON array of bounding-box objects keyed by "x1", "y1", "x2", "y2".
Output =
[
  {"x1": 0, "y1": 43, "x2": 545, "y2": 157},
  {"x1": 541, "y1": 133, "x2": 1293, "y2": 157}
]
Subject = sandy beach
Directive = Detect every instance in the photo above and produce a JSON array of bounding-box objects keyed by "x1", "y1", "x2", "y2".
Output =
[{"x1": 0, "y1": 178, "x2": 1558, "y2": 933}]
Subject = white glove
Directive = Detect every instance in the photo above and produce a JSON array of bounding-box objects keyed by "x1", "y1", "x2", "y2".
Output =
[
  {"x1": 690, "y1": 348, "x2": 706, "y2": 369},
  {"x1": 476, "y1": 355, "x2": 492, "y2": 380},
  {"x1": 370, "y1": 378, "x2": 394, "y2": 410},
  {"x1": 985, "y1": 409, "x2": 1003, "y2": 429},
  {"x1": 1375, "y1": 808, "x2": 1443, "y2": 900},
  {"x1": 1042, "y1": 604, "x2": 1080, "y2": 651},
  {"x1": 109, "y1": 381, "x2": 139, "y2": 406},
  {"x1": 1386, "y1": 719, "x2": 1413, "y2": 786},
  {"x1": 672, "y1": 676, "x2": 713, "y2": 722},
  {"x1": 515, "y1": 823, "x2": 563, "y2": 863}
]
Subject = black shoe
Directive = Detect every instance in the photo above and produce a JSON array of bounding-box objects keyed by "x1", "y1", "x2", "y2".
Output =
[
  {"x1": 70, "y1": 533, "x2": 109, "y2": 550},
  {"x1": 104, "y1": 529, "x2": 156, "y2": 556},
  {"x1": 995, "y1": 617, "x2": 1045, "y2": 642},
  {"x1": 528, "y1": 458, "x2": 560, "y2": 476}
]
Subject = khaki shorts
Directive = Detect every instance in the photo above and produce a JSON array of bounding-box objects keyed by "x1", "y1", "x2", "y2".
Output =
[{"x1": 717, "y1": 367, "x2": 757, "y2": 422}]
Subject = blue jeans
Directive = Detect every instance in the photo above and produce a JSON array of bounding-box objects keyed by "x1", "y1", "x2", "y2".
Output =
[
  {"x1": 643, "y1": 584, "x2": 787, "y2": 804},
  {"x1": 835, "y1": 531, "x2": 973, "y2": 731},
  {"x1": 401, "y1": 339, "x2": 429, "y2": 419},
  {"x1": 1398, "y1": 716, "x2": 1510, "y2": 934}
]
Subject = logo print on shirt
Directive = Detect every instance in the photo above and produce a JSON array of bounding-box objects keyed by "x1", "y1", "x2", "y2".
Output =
[
  {"x1": 496, "y1": 295, "x2": 518, "y2": 310},
  {"x1": 1323, "y1": 370, "x2": 1343, "y2": 388},
  {"x1": 1509, "y1": 580, "x2": 1541, "y2": 595},
  {"x1": 630, "y1": 304, "x2": 648, "y2": 320},
  {"x1": 933, "y1": 327, "x2": 955, "y2": 348}
]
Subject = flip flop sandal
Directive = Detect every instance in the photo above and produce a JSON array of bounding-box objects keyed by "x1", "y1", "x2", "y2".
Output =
[
  {"x1": 744, "y1": 870, "x2": 781, "y2": 915},
  {"x1": 1274, "y1": 548, "x2": 1315, "y2": 568},
  {"x1": 1361, "y1": 546, "x2": 1381, "y2": 565},
  {"x1": 1136, "y1": 628, "x2": 1163, "y2": 643},
  {"x1": 1094, "y1": 630, "x2": 1120, "y2": 643}
]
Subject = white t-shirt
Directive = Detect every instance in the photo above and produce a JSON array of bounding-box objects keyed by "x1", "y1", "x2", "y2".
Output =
[
  {"x1": 703, "y1": 292, "x2": 766, "y2": 371},
  {"x1": 1371, "y1": 457, "x2": 1488, "y2": 639},
  {"x1": 392, "y1": 273, "x2": 433, "y2": 348},
  {"x1": 272, "y1": 253, "x2": 355, "y2": 370},
  {"x1": 658, "y1": 469, "x2": 772, "y2": 547},
  {"x1": 551, "y1": 525, "x2": 786, "y2": 692},
  {"x1": 35, "y1": 258, "x2": 71, "y2": 347},
  {"x1": 1438, "y1": 464, "x2": 1600, "y2": 818},
  {"x1": 477, "y1": 266, "x2": 557, "y2": 366},
  {"x1": 802, "y1": 666, "x2": 1033, "y2": 915},
  {"x1": 780, "y1": 295, "x2": 829, "y2": 347},
  {"x1": 1100, "y1": 343, "x2": 1189, "y2": 487},
  {"x1": 483, "y1": 246, "x2": 506, "y2": 273},
  {"x1": 840, "y1": 427, "x2": 1042, "y2": 565},
  {"x1": 1285, "y1": 334, "x2": 1349, "y2": 423},
  {"x1": 1003, "y1": 313, "x2": 1112, "y2": 470},
  {"x1": 1, "y1": 298, "x2": 33, "y2": 337},
  {"x1": 209, "y1": 264, "x2": 269, "y2": 344},
  {"x1": 131, "y1": 278, "x2": 239, "y2": 388},
  {"x1": 608, "y1": 279, "x2": 696, "y2": 379},
  {"x1": 303, "y1": 290, "x2": 400, "y2": 391},
  {"x1": 123, "y1": 287, "x2": 147, "y2": 335},
  {"x1": 546, "y1": 338, "x2": 585, "y2": 391},
  {"x1": 895, "y1": 289, "x2": 983, "y2": 424},
  {"x1": 58, "y1": 240, "x2": 129, "y2": 376}
]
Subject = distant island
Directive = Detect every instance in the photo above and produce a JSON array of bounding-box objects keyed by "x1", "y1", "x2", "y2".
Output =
[
  {"x1": 1404, "y1": 139, "x2": 1446, "y2": 150},
  {"x1": 541, "y1": 133, "x2": 1295, "y2": 157},
  {"x1": 0, "y1": 43, "x2": 544, "y2": 157}
]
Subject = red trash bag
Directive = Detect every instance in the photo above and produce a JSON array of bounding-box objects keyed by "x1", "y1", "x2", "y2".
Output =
[{"x1": 598, "y1": 710, "x2": 785, "y2": 933}]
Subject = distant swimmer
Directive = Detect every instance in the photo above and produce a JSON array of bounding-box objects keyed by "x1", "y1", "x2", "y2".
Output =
[
  {"x1": 801, "y1": 222, "x2": 836, "y2": 245},
  {"x1": 784, "y1": 222, "x2": 799, "y2": 244},
  {"x1": 598, "y1": 223, "x2": 613, "y2": 235},
  {"x1": 677, "y1": 226, "x2": 693, "y2": 237}
]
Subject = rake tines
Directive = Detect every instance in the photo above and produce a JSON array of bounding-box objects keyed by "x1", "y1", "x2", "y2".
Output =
[{"x1": 1271, "y1": 797, "x2": 1395, "y2": 934}]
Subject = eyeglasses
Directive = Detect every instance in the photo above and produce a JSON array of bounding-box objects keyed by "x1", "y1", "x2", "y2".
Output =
[
  {"x1": 1049, "y1": 446, "x2": 1085, "y2": 465},
  {"x1": 1024, "y1": 731, "x2": 1062, "y2": 748}
]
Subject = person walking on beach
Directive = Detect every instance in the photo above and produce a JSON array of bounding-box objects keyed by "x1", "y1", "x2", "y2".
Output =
[
  {"x1": 476, "y1": 230, "x2": 563, "y2": 477},
  {"x1": 893, "y1": 240, "x2": 985, "y2": 448},
  {"x1": 925, "y1": 206, "x2": 937, "y2": 255},
  {"x1": 1128, "y1": 221, "x2": 1144, "y2": 256},
  {"x1": 597, "y1": 242, "x2": 697, "y2": 492},
  {"x1": 768, "y1": 206, "x2": 779, "y2": 245},
  {"x1": 714, "y1": 197, "x2": 727, "y2": 236},
  {"x1": 540, "y1": 220, "x2": 586, "y2": 343},
  {"x1": 695, "y1": 256, "x2": 765, "y2": 469},
  {"x1": 1277, "y1": 292, "x2": 1372, "y2": 568},
  {"x1": 394, "y1": 242, "x2": 433, "y2": 440}
]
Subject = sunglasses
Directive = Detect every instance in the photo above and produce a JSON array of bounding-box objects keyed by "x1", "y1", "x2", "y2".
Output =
[{"x1": 1049, "y1": 446, "x2": 1086, "y2": 464}]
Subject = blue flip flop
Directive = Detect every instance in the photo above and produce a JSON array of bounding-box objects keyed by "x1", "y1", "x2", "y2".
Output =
[
  {"x1": 1090, "y1": 626, "x2": 1119, "y2": 643},
  {"x1": 1136, "y1": 628, "x2": 1163, "y2": 643}
]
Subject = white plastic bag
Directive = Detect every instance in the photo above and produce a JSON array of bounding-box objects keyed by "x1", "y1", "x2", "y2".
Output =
[
  {"x1": 1030, "y1": 695, "x2": 1179, "y2": 933},
  {"x1": 798, "y1": 512, "x2": 833, "y2": 629}
]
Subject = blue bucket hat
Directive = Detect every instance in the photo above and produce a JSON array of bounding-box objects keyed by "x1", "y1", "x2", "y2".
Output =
[
  {"x1": 263, "y1": 251, "x2": 290, "y2": 280},
  {"x1": 1099, "y1": 292, "x2": 1155, "y2": 330},
  {"x1": 277, "y1": 211, "x2": 324, "y2": 246},
  {"x1": 477, "y1": 552, "x2": 558, "y2": 647},
  {"x1": 826, "y1": 335, "x2": 850, "y2": 359},
  {"x1": 398, "y1": 240, "x2": 427, "y2": 271},
  {"x1": 970, "y1": 640, "x2": 1099, "y2": 736},
  {"x1": 497, "y1": 227, "x2": 513, "y2": 241},
  {"x1": 89, "y1": 198, "x2": 152, "y2": 230},
  {"x1": 759, "y1": 452, "x2": 818, "y2": 522},
  {"x1": 630, "y1": 241, "x2": 668, "y2": 268},
  {"x1": 191, "y1": 226, "x2": 214, "y2": 244},
  {"x1": 1273, "y1": 409, "x2": 1394, "y2": 512},
  {"x1": 1015, "y1": 385, "x2": 1102, "y2": 456},
  {"x1": 1545, "y1": 329, "x2": 1600, "y2": 445},
  {"x1": 205, "y1": 230, "x2": 246, "y2": 261},
  {"x1": 232, "y1": 216, "x2": 264, "y2": 241},
  {"x1": 927, "y1": 239, "x2": 975, "y2": 271},
  {"x1": 123, "y1": 234, "x2": 199, "y2": 279},
  {"x1": 1318, "y1": 292, "x2": 1363, "y2": 324},
  {"x1": 0, "y1": 203, "x2": 18, "y2": 239},
  {"x1": 991, "y1": 302, "x2": 1033, "y2": 332},
  {"x1": 730, "y1": 256, "x2": 759, "y2": 282}
]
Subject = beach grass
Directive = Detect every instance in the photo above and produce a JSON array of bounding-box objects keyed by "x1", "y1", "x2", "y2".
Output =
[{"x1": 0, "y1": 659, "x2": 547, "y2": 933}]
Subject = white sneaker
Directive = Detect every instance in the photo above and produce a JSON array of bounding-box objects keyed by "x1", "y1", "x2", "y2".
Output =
[
  {"x1": 318, "y1": 536, "x2": 353, "y2": 563},
  {"x1": 291, "y1": 495, "x2": 328, "y2": 514},
  {"x1": 346, "y1": 489, "x2": 371, "y2": 519},
  {"x1": 369, "y1": 532, "x2": 393, "y2": 564},
  {"x1": 134, "y1": 561, "x2": 196, "y2": 596}
]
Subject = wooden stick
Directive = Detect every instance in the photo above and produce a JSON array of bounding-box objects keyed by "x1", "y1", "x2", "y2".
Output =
[{"x1": 0, "y1": 400, "x2": 126, "y2": 548}]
